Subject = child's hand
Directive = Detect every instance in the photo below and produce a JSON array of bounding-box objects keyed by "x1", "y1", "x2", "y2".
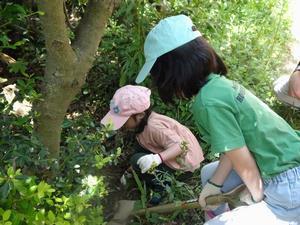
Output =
[{"x1": 137, "y1": 154, "x2": 162, "y2": 173}]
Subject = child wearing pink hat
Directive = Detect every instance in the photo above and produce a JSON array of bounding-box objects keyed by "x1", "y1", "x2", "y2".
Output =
[{"x1": 101, "y1": 85, "x2": 204, "y2": 204}]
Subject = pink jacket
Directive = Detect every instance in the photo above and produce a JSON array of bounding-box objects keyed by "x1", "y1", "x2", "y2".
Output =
[{"x1": 136, "y1": 112, "x2": 204, "y2": 172}]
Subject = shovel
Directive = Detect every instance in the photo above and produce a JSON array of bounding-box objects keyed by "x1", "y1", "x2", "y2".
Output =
[{"x1": 108, "y1": 184, "x2": 246, "y2": 225}]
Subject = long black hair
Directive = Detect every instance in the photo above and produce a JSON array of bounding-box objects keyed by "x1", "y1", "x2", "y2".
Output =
[
  {"x1": 134, "y1": 107, "x2": 152, "y2": 134},
  {"x1": 150, "y1": 37, "x2": 227, "y2": 103}
]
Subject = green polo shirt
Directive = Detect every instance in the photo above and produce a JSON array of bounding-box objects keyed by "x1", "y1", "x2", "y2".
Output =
[{"x1": 192, "y1": 74, "x2": 300, "y2": 178}]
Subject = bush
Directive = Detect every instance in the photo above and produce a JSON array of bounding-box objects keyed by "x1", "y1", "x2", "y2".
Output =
[
  {"x1": 0, "y1": 164, "x2": 115, "y2": 225},
  {"x1": 0, "y1": 79, "x2": 121, "y2": 224}
]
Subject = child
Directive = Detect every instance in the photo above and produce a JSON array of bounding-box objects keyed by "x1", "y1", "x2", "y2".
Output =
[
  {"x1": 101, "y1": 85, "x2": 204, "y2": 204},
  {"x1": 135, "y1": 14, "x2": 300, "y2": 224},
  {"x1": 274, "y1": 60, "x2": 300, "y2": 108}
]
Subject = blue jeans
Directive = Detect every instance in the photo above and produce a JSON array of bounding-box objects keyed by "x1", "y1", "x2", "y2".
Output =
[
  {"x1": 263, "y1": 165, "x2": 300, "y2": 222},
  {"x1": 202, "y1": 162, "x2": 300, "y2": 224}
]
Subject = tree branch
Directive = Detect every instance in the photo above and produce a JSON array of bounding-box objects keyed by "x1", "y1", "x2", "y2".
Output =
[
  {"x1": 72, "y1": 0, "x2": 120, "y2": 62},
  {"x1": 37, "y1": 0, "x2": 76, "y2": 65}
]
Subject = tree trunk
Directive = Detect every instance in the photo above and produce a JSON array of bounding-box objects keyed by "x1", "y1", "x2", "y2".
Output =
[{"x1": 35, "y1": 0, "x2": 119, "y2": 159}]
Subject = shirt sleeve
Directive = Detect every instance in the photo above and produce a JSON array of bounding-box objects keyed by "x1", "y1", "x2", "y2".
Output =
[
  {"x1": 149, "y1": 126, "x2": 183, "y2": 161},
  {"x1": 203, "y1": 106, "x2": 246, "y2": 153}
]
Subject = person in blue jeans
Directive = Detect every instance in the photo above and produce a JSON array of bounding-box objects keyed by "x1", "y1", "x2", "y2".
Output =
[{"x1": 135, "y1": 14, "x2": 300, "y2": 224}]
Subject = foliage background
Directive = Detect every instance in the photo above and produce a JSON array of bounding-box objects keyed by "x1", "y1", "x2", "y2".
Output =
[{"x1": 0, "y1": 0, "x2": 299, "y2": 224}]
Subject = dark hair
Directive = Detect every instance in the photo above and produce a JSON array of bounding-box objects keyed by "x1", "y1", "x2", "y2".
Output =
[
  {"x1": 134, "y1": 107, "x2": 152, "y2": 134},
  {"x1": 150, "y1": 37, "x2": 227, "y2": 103}
]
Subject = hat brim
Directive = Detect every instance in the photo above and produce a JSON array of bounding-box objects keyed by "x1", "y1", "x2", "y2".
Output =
[
  {"x1": 274, "y1": 75, "x2": 289, "y2": 94},
  {"x1": 101, "y1": 111, "x2": 130, "y2": 130},
  {"x1": 274, "y1": 75, "x2": 300, "y2": 108},
  {"x1": 135, "y1": 58, "x2": 156, "y2": 84}
]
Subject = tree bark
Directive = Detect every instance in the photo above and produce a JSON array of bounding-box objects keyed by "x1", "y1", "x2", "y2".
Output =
[{"x1": 35, "y1": 0, "x2": 119, "y2": 159}]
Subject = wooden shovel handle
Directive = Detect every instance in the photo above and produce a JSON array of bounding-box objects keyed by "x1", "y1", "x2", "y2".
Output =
[{"x1": 133, "y1": 184, "x2": 246, "y2": 216}]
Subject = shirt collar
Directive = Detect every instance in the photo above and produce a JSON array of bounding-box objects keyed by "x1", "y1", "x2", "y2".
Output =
[{"x1": 207, "y1": 73, "x2": 219, "y2": 81}]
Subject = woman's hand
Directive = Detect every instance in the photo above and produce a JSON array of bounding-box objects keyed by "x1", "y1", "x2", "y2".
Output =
[
  {"x1": 239, "y1": 188, "x2": 257, "y2": 205},
  {"x1": 198, "y1": 181, "x2": 222, "y2": 209},
  {"x1": 199, "y1": 154, "x2": 232, "y2": 209}
]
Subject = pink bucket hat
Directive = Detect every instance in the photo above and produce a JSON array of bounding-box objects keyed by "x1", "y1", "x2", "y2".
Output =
[{"x1": 101, "y1": 85, "x2": 151, "y2": 130}]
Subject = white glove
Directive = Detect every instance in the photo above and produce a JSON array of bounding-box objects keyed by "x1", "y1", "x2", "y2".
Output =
[
  {"x1": 198, "y1": 181, "x2": 222, "y2": 209},
  {"x1": 137, "y1": 154, "x2": 162, "y2": 174}
]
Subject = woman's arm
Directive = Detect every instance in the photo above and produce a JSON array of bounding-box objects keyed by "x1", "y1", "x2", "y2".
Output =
[
  {"x1": 209, "y1": 154, "x2": 233, "y2": 186},
  {"x1": 225, "y1": 146, "x2": 264, "y2": 202}
]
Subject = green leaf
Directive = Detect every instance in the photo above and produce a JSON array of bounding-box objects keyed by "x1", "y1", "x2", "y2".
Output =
[
  {"x1": 78, "y1": 0, "x2": 88, "y2": 5},
  {"x1": 19, "y1": 200, "x2": 30, "y2": 211},
  {"x1": 55, "y1": 197, "x2": 63, "y2": 203},
  {"x1": 13, "y1": 40, "x2": 25, "y2": 47},
  {"x1": 76, "y1": 205, "x2": 83, "y2": 213},
  {"x1": 3, "y1": 210, "x2": 11, "y2": 221},
  {"x1": 35, "y1": 211, "x2": 45, "y2": 221},
  {"x1": 0, "y1": 35, "x2": 10, "y2": 47},
  {"x1": 37, "y1": 181, "x2": 55, "y2": 199},
  {"x1": 83, "y1": 89, "x2": 89, "y2": 95},
  {"x1": 0, "y1": 182, "x2": 12, "y2": 200},
  {"x1": 48, "y1": 210, "x2": 55, "y2": 223},
  {"x1": 77, "y1": 216, "x2": 86, "y2": 223},
  {"x1": 64, "y1": 212, "x2": 71, "y2": 219},
  {"x1": 13, "y1": 179, "x2": 27, "y2": 196},
  {"x1": 37, "y1": 11, "x2": 45, "y2": 16},
  {"x1": 62, "y1": 119, "x2": 73, "y2": 128},
  {"x1": 7, "y1": 167, "x2": 14, "y2": 177},
  {"x1": 37, "y1": 181, "x2": 48, "y2": 199},
  {"x1": 48, "y1": 188, "x2": 55, "y2": 193},
  {"x1": 46, "y1": 199, "x2": 54, "y2": 206},
  {"x1": 132, "y1": 170, "x2": 147, "y2": 208},
  {"x1": 8, "y1": 60, "x2": 28, "y2": 76},
  {"x1": 29, "y1": 185, "x2": 37, "y2": 192},
  {"x1": 2, "y1": 4, "x2": 26, "y2": 18}
]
